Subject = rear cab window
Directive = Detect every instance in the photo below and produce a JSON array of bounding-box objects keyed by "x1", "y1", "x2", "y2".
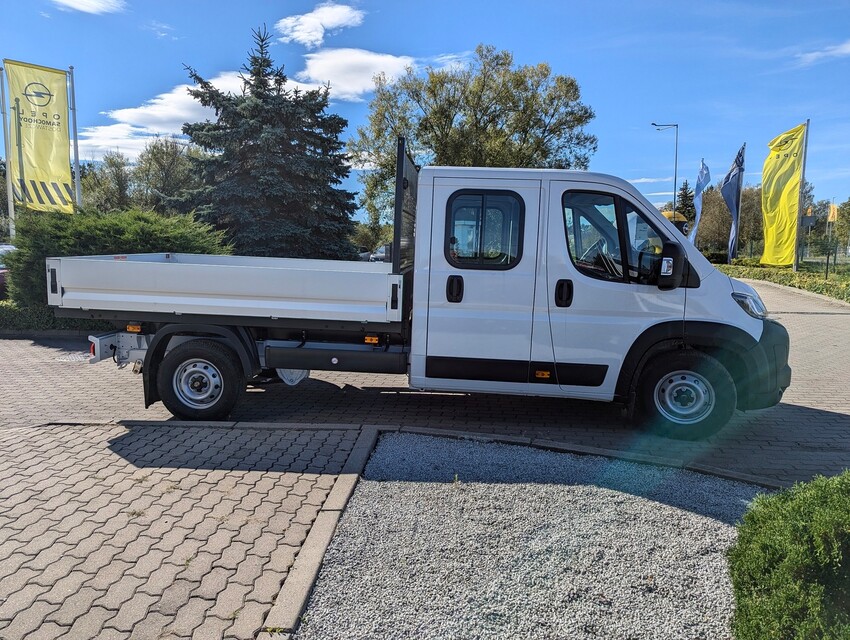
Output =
[{"x1": 445, "y1": 191, "x2": 524, "y2": 270}]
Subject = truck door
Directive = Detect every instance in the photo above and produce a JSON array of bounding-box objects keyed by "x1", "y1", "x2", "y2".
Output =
[
  {"x1": 545, "y1": 181, "x2": 686, "y2": 399},
  {"x1": 423, "y1": 177, "x2": 541, "y2": 390}
]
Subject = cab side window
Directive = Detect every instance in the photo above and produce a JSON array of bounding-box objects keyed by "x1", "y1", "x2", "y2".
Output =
[
  {"x1": 446, "y1": 191, "x2": 523, "y2": 269},
  {"x1": 562, "y1": 192, "x2": 624, "y2": 281},
  {"x1": 562, "y1": 191, "x2": 669, "y2": 285}
]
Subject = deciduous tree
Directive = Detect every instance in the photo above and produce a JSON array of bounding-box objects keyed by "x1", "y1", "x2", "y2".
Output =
[
  {"x1": 81, "y1": 151, "x2": 132, "y2": 212},
  {"x1": 133, "y1": 137, "x2": 200, "y2": 214},
  {"x1": 350, "y1": 44, "x2": 597, "y2": 223}
]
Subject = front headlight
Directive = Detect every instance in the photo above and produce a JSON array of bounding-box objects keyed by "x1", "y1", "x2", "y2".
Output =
[{"x1": 732, "y1": 292, "x2": 768, "y2": 319}]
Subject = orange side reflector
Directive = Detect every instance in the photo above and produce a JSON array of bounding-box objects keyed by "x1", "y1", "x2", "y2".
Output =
[
  {"x1": 126, "y1": 324, "x2": 142, "y2": 333},
  {"x1": 535, "y1": 370, "x2": 551, "y2": 379},
  {"x1": 365, "y1": 335, "x2": 379, "y2": 345}
]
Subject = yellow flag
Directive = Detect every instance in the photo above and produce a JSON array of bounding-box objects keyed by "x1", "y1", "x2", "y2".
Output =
[
  {"x1": 760, "y1": 123, "x2": 807, "y2": 266},
  {"x1": 4, "y1": 60, "x2": 74, "y2": 213},
  {"x1": 828, "y1": 203, "x2": 838, "y2": 223}
]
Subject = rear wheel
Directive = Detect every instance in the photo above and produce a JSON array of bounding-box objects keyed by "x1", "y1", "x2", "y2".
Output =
[
  {"x1": 638, "y1": 351, "x2": 736, "y2": 440},
  {"x1": 157, "y1": 339, "x2": 244, "y2": 420}
]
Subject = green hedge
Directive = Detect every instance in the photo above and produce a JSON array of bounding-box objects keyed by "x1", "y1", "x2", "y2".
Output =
[
  {"x1": 717, "y1": 265, "x2": 850, "y2": 304},
  {"x1": 4, "y1": 209, "x2": 230, "y2": 310},
  {"x1": 0, "y1": 299, "x2": 112, "y2": 332},
  {"x1": 728, "y1": 472, "x2": 850, "y2": 639}
]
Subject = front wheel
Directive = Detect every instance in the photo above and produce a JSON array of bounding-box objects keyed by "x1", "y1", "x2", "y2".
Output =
[
  {"x1": 157, "y1": 339, "x2": 244, "y2": 420},
  {"x1": 638, "y1": 351, "x2": 736, "y2": 440}
]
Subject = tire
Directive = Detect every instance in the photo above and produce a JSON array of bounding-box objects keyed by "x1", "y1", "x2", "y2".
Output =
[
  {"x1": 638, "y1": 350, "x2": 736, "y2": 440},
  {"x1": 157, "y1": 339, "x2": 244, "y2": 420}
]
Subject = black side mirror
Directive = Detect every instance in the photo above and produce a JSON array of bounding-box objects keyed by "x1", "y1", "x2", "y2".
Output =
[{"x1": 658, "y1": 241, "x2": 685, "y2": 290}]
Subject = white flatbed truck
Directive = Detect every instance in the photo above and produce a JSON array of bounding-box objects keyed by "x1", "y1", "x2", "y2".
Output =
[{"x1": 47, "y1": 139, "x2": 790, "y2": 439}]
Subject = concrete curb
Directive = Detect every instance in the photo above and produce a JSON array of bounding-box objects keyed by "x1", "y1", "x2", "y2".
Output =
[
  {"x1": 397, "y1": 427, "x2": 790, "y2": 490},
  {"x1": 117, "y1": 420, "x2": 361, "y2": 431},
  {"x1": 259, "y1": 426, "x2": 379, "y2": 638}
]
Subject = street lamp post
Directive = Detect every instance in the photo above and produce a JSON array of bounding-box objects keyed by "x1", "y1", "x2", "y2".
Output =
[{"x1": 652, "y1": 122, "x2": 679, "y2": 213}]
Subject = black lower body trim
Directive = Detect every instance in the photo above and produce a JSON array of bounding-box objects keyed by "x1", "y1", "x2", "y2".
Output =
[{"x1": 426, "y1": 356, "x2": 607, "y2": 387}]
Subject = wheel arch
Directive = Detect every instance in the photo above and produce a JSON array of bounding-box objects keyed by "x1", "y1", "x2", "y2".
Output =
[
  {"x1": 616, "y1": 320, "x2": 759, "y2": 411},
  {"x1": 143, "y1": 324, "x2": 259, "y2": 408}
]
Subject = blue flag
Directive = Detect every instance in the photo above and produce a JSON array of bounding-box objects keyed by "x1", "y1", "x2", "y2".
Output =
[
  {"x1": 721, "y1": 144, "x2": 746, "y2": 260},
  {"x1": 688, "y1": 159, "x2": 711, "y2": 243}
]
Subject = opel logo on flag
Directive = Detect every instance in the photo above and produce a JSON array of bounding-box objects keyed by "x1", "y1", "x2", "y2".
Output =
[{"x1": 23, "y1": 81, "x2": 54, "y2": 107}]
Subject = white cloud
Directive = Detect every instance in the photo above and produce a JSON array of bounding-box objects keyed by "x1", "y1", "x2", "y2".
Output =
[
  {"x1": 77, "y1": 123, "x2": 151, "y2": 160},
  {"x1": 427, "y1": 52, "x2": 475, "y2": 71},
  {"x1": 645, "y1": 191, "x2": 674, "y2": 197},
  {"x1": 77, "y1": 44, "x2": 467, "y2": 159},
  {"x1": 78, "y1": 72, "x2": 245, "y2": 160},
  {"x1": 144, "y1": 21, "x2": 177, "y2": 40},
  {"x1": 296, "y1": 48, "x2": 414, "y2": 101},
  {"x1": 276, "y1": 2, "x2": 365, "y2": 49},
  {"x1": 52, "y1": 0, "x2": 125, "y2": 14},
  {"x1": 628, "y1": 177, "x2": 673, "y2": 184},
  {"x1": 796, "y1": 39, "x2": 850, "y2": 66}
]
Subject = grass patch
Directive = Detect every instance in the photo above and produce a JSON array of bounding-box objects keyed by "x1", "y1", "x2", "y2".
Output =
[{"x1": 728, "y1": 471, "x2": 850, "y2": 639}]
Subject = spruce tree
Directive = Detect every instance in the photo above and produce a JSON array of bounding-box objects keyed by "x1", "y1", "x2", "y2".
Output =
[
  {"x1": 182, "y1": 28, "x2": 357, "y2": 259},
  {"x1": 677, "y1": 179, "x2": 696, "y2": 222}
]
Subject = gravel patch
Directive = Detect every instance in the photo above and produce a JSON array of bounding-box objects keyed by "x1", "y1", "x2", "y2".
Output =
[{"x1": 294, "y1": 433, "x2": 764, "y2": 640}]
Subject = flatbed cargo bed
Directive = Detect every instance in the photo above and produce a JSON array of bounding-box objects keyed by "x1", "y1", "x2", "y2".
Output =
[{"x1": 46, "y1": 252, "x2": 403, "y2": 324}]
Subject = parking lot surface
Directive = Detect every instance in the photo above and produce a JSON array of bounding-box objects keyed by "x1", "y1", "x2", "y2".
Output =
[
  {"x1": 1, "y1": 280, "x2": 849, "y2": 638},
  {"x1": 2, "y1": 281, "x2": 849, "y2": 486}
]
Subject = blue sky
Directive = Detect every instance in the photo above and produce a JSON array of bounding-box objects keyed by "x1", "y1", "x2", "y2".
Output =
[{"x1": 2, "y1": 0, "x2": 849, "y2": 212}]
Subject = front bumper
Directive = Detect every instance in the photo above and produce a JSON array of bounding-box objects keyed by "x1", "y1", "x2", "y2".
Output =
[{"x1": 739, "y1": 318, "x2": 791, "y2": 410}]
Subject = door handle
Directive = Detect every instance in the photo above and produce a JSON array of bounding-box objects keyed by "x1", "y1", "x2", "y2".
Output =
[
  {"x1": 555, "y1": 279, "x2": 573, "y2": 307},
  {"x1": 446, "y1": 275, "x2": 464, "y2": 303}
]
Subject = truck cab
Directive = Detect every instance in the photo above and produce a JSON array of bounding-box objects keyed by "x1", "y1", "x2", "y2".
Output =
[{"x1": 408, "y1": 166, "x2": 790, "y2": 438}]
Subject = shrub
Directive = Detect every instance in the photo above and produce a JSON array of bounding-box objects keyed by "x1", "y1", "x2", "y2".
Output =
[
  {"x1": 701, "y1": 250, "x2": 729, "y2": 264},
  {"x1": 5, "y1": 209, "x2": 230, "y2": 309},
  {"x1": 0, "y1": 299, "x2": 112, "y2": 332},
  {"x1": 728, "y1": 471, "x2": 850, "y2": 639},
  {"x1": 730, "y1": 257, "x2": 762, "y2": 268}
]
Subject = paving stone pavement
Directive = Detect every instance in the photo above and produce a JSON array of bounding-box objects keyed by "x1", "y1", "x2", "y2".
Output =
[
  {"x1": 0, "y1": 281, "x2": 849, "y2": 638},
  {"x1": 2, "y1": 282, "x2": 849, "y2": 487},
  {"x1": 0, "y1": 423, "x2": 358, "y2": 639}
]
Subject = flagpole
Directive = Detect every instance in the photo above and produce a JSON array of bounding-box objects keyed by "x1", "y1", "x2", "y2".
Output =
[
  {"x1": 13, "y1": 97, "x2": 26, "y2": 216},
  {"x1": 0, "y1": 65, "x2": 14, "y2": 239},
  {"x1": 68, "y1": 65, "x2": 81, "y2": 208},
  {"x1": 793, "y1": 119, "x2": 810, "y2": 272}
]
